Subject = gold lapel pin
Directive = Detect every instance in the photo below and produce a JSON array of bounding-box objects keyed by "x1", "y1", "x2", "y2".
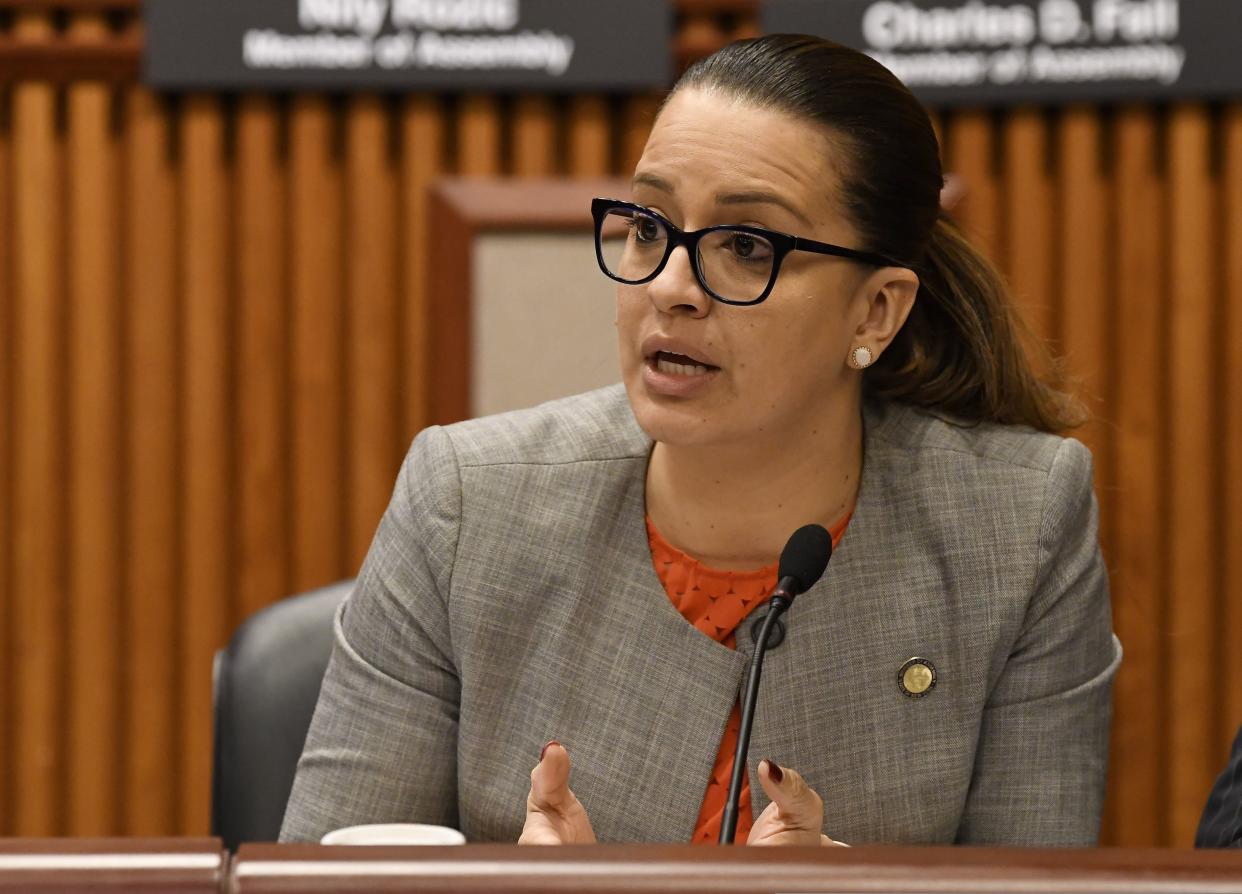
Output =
[{"x1": 898, "y1": 657, "x2": 937, "y2": 698}]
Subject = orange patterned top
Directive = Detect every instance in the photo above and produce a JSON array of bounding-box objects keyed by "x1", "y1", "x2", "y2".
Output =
[{"x1": 646, "y1": 513, "x2": 852, "y2": 845}]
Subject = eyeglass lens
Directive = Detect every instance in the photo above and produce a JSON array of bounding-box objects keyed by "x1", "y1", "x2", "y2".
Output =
[{"x1": 598, "y1": 207, "x2": 775, "y2": 303}]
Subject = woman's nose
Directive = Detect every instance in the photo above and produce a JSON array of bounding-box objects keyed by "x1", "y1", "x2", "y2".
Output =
[{"x1": 647, "y1": 246, "x2": 711, "y2": 318}]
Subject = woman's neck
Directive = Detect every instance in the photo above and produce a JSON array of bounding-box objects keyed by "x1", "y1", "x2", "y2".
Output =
[{"x1": 645, "y1": 400, "x2": 864, "y2": 571}]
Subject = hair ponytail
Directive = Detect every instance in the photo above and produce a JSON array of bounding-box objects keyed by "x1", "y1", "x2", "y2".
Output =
[
  {"x1": 676, "y1": 35, "x2": 1084, "y2": 434},
  {"x1": 866, "y1": 214, "x2": 1084, "y2": 433}
]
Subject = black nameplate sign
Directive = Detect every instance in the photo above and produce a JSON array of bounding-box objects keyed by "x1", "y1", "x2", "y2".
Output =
[
  {"x1": 145, "y1": 0, "x2": 670, "y2": 92},
  {"x1": 763, "y1": 0, "x2": 1241, "y2": 106}
]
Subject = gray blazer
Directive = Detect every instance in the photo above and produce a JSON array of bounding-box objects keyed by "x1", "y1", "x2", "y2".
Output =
[{"x1": 280, "y1": 385, "x2": 1121, "y2": 846}]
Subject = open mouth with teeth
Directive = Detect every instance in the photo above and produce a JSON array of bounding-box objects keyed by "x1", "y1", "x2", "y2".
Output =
[{"x1": 650, "y1": 350, "x2": 720, "y2": 377}]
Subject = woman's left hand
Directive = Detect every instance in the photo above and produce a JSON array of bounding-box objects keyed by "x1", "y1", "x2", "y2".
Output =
[{"x1": 746, "y1": 759, "x2": 848, "y2": 847}]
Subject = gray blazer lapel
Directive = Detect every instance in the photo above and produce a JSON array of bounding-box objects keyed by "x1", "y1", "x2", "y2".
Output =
[{"x1": 563, "y1": 457, "x2": 750, "y2": 843}]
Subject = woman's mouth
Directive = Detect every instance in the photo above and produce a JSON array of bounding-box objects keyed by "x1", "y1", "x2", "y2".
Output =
[
  {"x1": 642, "y1": 351, "x2": 721, "y2": 397},
  {"x1": 651, "y1": 350, "x2": 717, "y2": 377}
]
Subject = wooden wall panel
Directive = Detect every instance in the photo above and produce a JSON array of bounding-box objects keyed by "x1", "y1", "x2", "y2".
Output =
[
  {"x1": 289, "y1": 96, "x2": 345, "y2": 593},
  {"x1": 11, "y1": 10, "x2": 66, "y2": 836},
  {"x1": 235, "y1": 96, "x2": 289, "y2": 623},
  {"x1": 1104, "y1": 108, "x2": 1167, "y2": 847},
  {"x1": 0, "y1": 67, "x2": 11, "y2": 840},
  {"x1": 458, "y1": 95, "x2": 501, "y2": 176},
  {"x1": 1056, "y1": 108, "x2": 1110, "y2": 551},
  {"x1": 1003, "y1": 109, "x2": 1055, "y2": 347},
  {"x1": 568, "y1": 96, "x2": 610, "y2": 178},
  {"x1": 1224, "y1": 105, "x2": 1242, "y2": 743},
  {"x1": 399, "y1": 95, "x2": 443, "y2": 443},
  {"x1": 345, "y1": 96, "x2": 400, "y2": 570},
  {"x1": 179, "y1": 94, "x2": 231, "y2": 834},
  {"x1": 65, "y1": 11, "x2": 122, "y2": 835},
  {"x1": 1, "y1": 2, "x2": 1241, "y2": 847},
  {"x1": 1165, "y1": 105, "x2": 1219, "y2": 846},
  {"x1": 122, "y1": 86, "x2": 179, "y2": 836},
  {"x1": 513, "y1": 95, "x2": 557, "y2": 177},
  {"x1": 945, "y1": 110, "x2": 1000, "y2": 263}
]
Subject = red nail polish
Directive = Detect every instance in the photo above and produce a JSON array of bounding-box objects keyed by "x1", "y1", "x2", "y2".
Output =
[
  {"x1": 765, "y1": 759, "x2": 784, "y2": 783},
  {"x1": 540, "y1": 740, "x2": 561, "y2": 761}
]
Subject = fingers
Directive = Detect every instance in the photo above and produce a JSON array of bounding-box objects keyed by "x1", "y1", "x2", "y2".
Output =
[
  {"x1": 757, "y1": 758, "x2": 823, "y2": 830},
  {"x1": 528, "y1": 740, "x2": 573, "y2": 811}
]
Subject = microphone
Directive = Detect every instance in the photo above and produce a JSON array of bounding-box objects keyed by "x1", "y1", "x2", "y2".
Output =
[{"x1": 719, "y1": 523, "x2": 832, "y2": 845}]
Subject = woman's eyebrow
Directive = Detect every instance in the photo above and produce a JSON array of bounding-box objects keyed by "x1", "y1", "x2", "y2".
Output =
[
  {"x1": 632, "y1": 172, "x2": 673, "y2": 193},
  {"x1": 716, "y1": 190, "x2": 811, "y2": 227}
]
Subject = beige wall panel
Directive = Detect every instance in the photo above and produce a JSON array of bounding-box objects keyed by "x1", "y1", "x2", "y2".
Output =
[
  {"x1": 471, "y1": 233, "x2": 620, "y2": 418},
  {"x1": 122, "y1": 86, "x2": 179, "y2": 836},
  {"x1": 65, "y1": 29, "x2": 123, "y2": 834}
]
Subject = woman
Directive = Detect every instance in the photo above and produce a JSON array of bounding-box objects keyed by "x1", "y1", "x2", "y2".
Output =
[{"x1": 280, "y1": 35, "x2": 1120, "y2": 847}]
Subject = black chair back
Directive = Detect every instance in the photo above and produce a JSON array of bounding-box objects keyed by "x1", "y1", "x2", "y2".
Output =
[{"x1": 211, "y1": 580, "x2": 353, "y2": 850}]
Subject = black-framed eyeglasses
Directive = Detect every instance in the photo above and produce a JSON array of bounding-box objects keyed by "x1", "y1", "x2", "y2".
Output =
[{"x1": 591, "y1": 197, "x2": 903, "y2": 306}]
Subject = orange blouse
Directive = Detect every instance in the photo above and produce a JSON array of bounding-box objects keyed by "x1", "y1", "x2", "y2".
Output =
[{"x1": 647, "y1": 514, "x2": 851, "y2": 845}]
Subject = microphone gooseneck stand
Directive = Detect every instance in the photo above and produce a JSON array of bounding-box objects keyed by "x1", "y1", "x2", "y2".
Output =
[
  {"x1": 718, "y1": 588, "x2": 793, "y2": 845},
  {"x1": 716, "y1": 522, "x2": 832, "y2": 846}
]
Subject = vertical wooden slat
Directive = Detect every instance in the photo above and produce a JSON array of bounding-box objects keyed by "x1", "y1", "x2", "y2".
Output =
[
  {"x1": 0, "y1": 66, "x2": 12, "y2": 840},
  {"x1": 568, "y1": 96, "x2": 610, "y2": 178},
  {"x1": 1056, "y1": 108, "x2": 1110, "y2": 522},
  {"x1": 945, "y1": 110, "x2": 1001, "y2": 265},
  {"x1": 620, "y1": 95, "x2": 660, "y2": 175},
  {"x1": 345, "y1": 96, "x2": 400, "y2": 569},
  {"x1": 1108, "y1": 106, "x2": 1166, "y2": 848},
  {"x1": 458, "y1": 95, "x2": 502, "y2": 176},
  {"x1": 11, "y1": 10, "x2": 66, "y2": 837},
  {"x1": 65, "y1": 11, "x2": 121, "y2": 836},
  {"x1": 179, "y1": 94, "x2": 231, "y2": 835},
  {"x1": 290, "y1": 95, "x2": 345, "y2": 592},
  {"x1": 1165, "y1": 103, "x2": 1217, "y2": 847},
  {"x1": 512, "y1": 94, "x2": 557, "y2": 177},
  {"x1": 1056, "y1": 107, "x2": 1112, "y2": 839},
  {"x1": 122, "y1": 85, "x2": 179, "y2": 836},
  {"x1": 236, "y1": 95, "x2": 288, "y2": 622},
  {"x1": 1003, "y1": 109, "x2": 1055, "y2": 346},
  {"x1": 1224, "y1": 104, "x2": 1242, "y2": 746},
  {"x1": 399, "y1": 95, "x2": 443, "y2": 444}
]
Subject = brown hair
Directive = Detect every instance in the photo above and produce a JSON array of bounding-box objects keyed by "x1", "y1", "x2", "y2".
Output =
[{"x1": 673, "y1": 35, "x2": 1083, "y2": 433}]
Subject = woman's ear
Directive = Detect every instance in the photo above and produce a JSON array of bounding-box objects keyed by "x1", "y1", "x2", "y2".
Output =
[{"x1": 853, "y1": 268, "x2": 920, "y2": 358}]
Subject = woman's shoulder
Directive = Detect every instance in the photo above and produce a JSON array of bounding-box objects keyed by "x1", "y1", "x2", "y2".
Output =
[
  {"x1": 428, "y1": 384, "x2": 650, "y2": 470},
  {"x1": 865, "y1": 399, "x2": 1091, "y2": 480}
]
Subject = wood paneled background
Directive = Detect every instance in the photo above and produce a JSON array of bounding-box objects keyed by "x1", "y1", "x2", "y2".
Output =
[{"x1": 0, "y1": 1, "x2": 1239, "y2": 847}]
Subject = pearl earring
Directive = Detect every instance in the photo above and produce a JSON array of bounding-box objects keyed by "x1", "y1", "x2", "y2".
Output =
[{"x1": 848, "y1": 345, "x2": 875, "y2": 370}]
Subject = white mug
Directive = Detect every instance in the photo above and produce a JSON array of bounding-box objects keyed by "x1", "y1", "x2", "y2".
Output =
[{"x1": 320, "y1": 823, "x2": 467, "y2": 846}]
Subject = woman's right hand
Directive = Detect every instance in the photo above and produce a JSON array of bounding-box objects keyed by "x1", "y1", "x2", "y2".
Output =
[{"x1": 517, "y1": 741, "x2": 598, "y2": 845}]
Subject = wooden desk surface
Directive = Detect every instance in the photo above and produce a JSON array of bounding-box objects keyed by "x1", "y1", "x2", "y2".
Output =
[
  {"x1": 0, "y1": 838, "x2": 225, "y2": 892},
  {"x1": 233, "y1": 843, "x2": 1242, "y2": 894}
]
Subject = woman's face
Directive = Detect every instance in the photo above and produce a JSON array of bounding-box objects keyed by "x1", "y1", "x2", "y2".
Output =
[{"x1": 617, "y1": 88, "x2": 889, "y2": 450}]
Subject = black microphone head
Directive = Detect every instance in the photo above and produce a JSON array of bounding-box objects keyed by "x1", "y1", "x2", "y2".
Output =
[{"x1": 777, "y1": 524, "x2": 833, "y2": 594}]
